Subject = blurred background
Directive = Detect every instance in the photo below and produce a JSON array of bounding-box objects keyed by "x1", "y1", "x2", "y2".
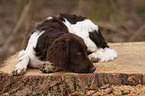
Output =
[{"x1": 0, "y1": 0, "x2": 145, "y2": 64}]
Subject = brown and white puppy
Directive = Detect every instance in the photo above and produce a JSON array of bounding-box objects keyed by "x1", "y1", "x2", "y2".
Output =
[
  {"x1": 12, "y1": 14, "x2": 117, "y2": 75},
  {"x1": 12, "y1": 17, "x2": 96, "y2": 75}
]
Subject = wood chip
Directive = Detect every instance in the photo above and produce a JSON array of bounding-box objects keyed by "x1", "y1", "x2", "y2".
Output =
[
  {"x1": 105, "y1": 87, "x2": 113, "y2": 94},
  {"x1": 100, "y1": 84, "x2": 111, "y2": 89}
]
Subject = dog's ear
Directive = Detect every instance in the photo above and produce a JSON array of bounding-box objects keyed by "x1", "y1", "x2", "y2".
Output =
[{"x1": 46, "y1": 38, "x2": 70, "y2": 70}]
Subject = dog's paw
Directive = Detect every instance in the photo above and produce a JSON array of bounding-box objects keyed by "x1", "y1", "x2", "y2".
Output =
[
  {"x1": 100, "y1": 48, "x2": 117, "y2": 62},
  {"x1": 12, "y1": 65, "x2": 27, "y2": 76},
  {"x1": 90, "y1": 57, "x2": 99, "y2": 63},
  {"x1": 40, "y1": 63, "x2": 61, "y2": 73},
  {"x1": 89, "y1": 48, "x2": 117, "y2": 62},
  {"x1": 12, "y1": 54, "x2": 29, "y2": 76}
]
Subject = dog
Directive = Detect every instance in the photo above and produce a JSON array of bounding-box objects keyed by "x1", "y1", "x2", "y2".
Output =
[
  {"x1": 12, "y1": 16, "x2": 96, "y2": 75},
  {"x1": 12, "y1": 14, "x2": 117, "y2": 75}
]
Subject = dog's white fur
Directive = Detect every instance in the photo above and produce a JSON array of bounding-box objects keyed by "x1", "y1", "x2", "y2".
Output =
[
  {"x1": 63, "y1": 19, "x2": 98, "y2": 52},
  {"x1": 24, "y1": 30, "x2": 50, "y2": 68}
]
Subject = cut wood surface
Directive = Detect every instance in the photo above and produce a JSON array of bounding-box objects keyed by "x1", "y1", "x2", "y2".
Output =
[
  {"x1": 0, "y1": 42, "x2": 145, "y2": 95},
  {"x1": 1, "y1": 42, "x2": 145, "y2": 75}
]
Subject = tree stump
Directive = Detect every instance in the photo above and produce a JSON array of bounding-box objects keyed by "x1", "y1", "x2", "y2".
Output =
[{"x1": 0, "y1": 42, "x2": 145, "y2": 95}]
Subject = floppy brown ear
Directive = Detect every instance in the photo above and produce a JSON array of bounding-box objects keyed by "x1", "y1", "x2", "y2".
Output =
[{"x1": 46, "y1": 38, "x2": 70, "y2": 70}]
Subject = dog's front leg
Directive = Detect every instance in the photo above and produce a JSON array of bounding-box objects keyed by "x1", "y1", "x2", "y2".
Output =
[
  {"x1": 12, "y1": 50, "x2": 29, "y2": 75},
  {"x1": 88, "y1": 47, "x2": 117, "y2": 62}
]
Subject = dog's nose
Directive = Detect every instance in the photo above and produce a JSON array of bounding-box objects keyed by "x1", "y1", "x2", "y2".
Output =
[{"x1": 90, "y1": 66, "x2": 96, "y2": 72}]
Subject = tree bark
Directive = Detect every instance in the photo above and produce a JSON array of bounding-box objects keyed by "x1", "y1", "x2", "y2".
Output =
[{"x1": 0, "y1": 72, "x2": 143, "y2": 95}]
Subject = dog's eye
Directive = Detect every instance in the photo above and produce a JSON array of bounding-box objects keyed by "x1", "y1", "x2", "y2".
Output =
[{"x1": 76, "y1": 52, "x2": 82, "y2": 55}]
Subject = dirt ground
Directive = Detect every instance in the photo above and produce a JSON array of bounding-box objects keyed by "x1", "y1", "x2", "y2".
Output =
[
  {"x1": 2, "y1": 84, "x2": 145, "y2": 95},
  {"x1": 84, "y1": 84, "x2": 145, "y2": 96}
]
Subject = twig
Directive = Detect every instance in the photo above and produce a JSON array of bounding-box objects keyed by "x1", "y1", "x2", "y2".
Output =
[
  {"x1": 95, "y1": 22, "x2": 128, "y2": 36},
  {"x1": 21, "y1": 0, "x2": 33, "y2": 49},
  {"x1": 129, "y1": 23, "x2": 145, "y2": 41},
  {"x1": 109, "y1": 0, "x2": 117, "y2": 11},
  {"x1": 13, "y1": 0, "x2": 32, "y2": 35},
  {"x1": 78, "y1": 0, "x2": 82, "y2": 16},
  {"x1": 3, "y1": 0, "x2": 32, "y2": 49}
]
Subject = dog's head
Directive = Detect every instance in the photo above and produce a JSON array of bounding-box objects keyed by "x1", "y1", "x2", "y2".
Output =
[{"x1": 47, "y1": 33, "x2": 96, "y2": 73}]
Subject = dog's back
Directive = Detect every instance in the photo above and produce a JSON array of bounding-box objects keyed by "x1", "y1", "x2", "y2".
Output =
[{"x1": 34, "y1": 18, "x2": 69, "y2": 61}]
